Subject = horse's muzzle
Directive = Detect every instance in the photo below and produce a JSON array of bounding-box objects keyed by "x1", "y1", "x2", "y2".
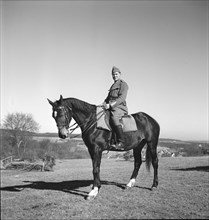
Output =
[{"x1": 58, "y1": 127, "x2": 69, "y2": 139}]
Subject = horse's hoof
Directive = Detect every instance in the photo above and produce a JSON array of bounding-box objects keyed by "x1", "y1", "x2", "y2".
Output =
[
  {"x1": 86, "y1": 195, "x2": 96, "y2": 201},
  {"x1": 123, "y1": 186, "x2": 132, "y2": 191},
  {"x1": 151, "y1": 186, "x2": 157, "y2": 191},
  {"x1": 86, "y1": 187, "x2": 99, "y2": 200}
]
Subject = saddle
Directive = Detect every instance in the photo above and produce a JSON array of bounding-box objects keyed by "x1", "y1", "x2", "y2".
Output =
[{"x1": 96, "y1": 107, "x2": 137, "y2": 132}]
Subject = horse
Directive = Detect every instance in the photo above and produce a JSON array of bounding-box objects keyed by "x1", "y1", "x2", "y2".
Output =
[{"x1": 47, "y1": 95, "x2": 160, "y2": 200}]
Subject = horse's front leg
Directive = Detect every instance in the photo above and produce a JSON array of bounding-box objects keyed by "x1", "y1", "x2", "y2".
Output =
[{"x1": 87, "y1": 146, "x2": 102, "y2": 200}]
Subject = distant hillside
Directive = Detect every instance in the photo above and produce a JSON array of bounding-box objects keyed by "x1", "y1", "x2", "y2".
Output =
[
  {"x1": 32, "y1": 132, "x2": 82, "y2": 142},
  {"x1": 33, "y1": 132, "x2": 208, "y2": 143},
  {"x1": 158, "y1": 139, "x2": 209, "y2": 157},
  {"x1": 32, "y1": 132, "x2": 59, "y2": 137},
  {"x1": 32, "y1": 132, "x2": 209, "y2": 157},
  {"x1": 1, "y1": 129, "x2": 208, "y2": 159},
  {"x1": 33, "y1": 132, "x2": 82, "y2": 139}
]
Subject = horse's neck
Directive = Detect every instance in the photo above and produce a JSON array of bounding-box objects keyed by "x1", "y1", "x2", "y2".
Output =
[{"x1": 65, "y1": 98, "x2": 95, "y2": 130}]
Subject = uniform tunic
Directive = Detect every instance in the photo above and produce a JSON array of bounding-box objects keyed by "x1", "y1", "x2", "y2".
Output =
[{"x1": 104, "y1": 79, "x2": 129, "y2": 126}]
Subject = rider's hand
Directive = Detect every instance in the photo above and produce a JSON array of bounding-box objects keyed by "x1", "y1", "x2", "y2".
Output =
[
  {"x1": 102, "y1": 102, "x2": 110, "y2": 110},
  {"x1": 105, "y1": 104, "x2": 110, "y2": 110}
]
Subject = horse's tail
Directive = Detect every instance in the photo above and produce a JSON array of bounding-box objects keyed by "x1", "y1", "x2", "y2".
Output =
[{"x1": 145, "y1": 143, "x2": 152, "y2": 172}]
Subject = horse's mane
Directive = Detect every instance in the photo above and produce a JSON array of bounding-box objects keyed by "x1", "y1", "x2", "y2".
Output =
[{"x1": 64, "y1": 98, "x2": 96, "y2": 113}]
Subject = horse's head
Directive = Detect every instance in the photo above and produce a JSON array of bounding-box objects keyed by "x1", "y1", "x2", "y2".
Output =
[{"x1": 47, "y1": 95, "x2": 72, "y2": 139}]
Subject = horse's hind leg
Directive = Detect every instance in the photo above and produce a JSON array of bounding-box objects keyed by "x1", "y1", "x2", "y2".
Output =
[
  {"x1": 126, "y1": 140, "x2": 146, "y2": 188},
  {"x1": 147, "y1": 141, "x2": 159, "y2": 189}
]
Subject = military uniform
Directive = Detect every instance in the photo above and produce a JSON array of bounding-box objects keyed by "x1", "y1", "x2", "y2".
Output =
[
  {"x1": 103, "y1": 66, "x2": 129, "y2": 149},
  {"x1": 104, "y1": 79, "x2": 129, "y2": 126}
]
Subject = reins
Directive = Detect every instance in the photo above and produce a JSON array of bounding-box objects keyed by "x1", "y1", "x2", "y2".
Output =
[{"x1": 68, "y1": 107, "x2": 105, "y2": 139}]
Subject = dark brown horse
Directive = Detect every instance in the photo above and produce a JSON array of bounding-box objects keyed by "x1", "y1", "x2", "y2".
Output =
[{"x1": 47, "y1": 95, "x2": 160, "y2": 200}]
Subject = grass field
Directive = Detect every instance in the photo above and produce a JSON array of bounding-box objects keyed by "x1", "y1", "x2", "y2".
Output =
[{"x1": 1, "y1": 156, "x2": 209, "y2": 219}]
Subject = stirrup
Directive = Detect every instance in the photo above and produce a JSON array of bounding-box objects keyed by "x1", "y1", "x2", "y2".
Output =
[
  {"x1": 116, "y1": 142, "x2": 125, "y2": 150},
  {"x1": 111, "y1": 142, "x2": 125, "y2": 150}
]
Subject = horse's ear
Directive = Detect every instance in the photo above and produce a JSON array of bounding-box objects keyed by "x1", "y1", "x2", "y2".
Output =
[
  {"x1": 47, "y1": 98, "x2": 54, "y2": 106},
  {"x1": 59, "y1": 95, "x2": 64, "y2": 104}
]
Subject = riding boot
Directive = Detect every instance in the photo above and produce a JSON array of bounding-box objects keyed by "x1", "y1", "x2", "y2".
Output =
[
  {"x1": 113, "y1": 125, "x2": 125, "y2": 150},
  {"x1": 110, "y1": 133, "x2": 116, "y2": 146}
]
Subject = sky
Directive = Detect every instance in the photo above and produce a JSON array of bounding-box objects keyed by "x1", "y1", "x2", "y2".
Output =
[{"x1": 1, "y1": 0, "x2": 208, "y2": 141}]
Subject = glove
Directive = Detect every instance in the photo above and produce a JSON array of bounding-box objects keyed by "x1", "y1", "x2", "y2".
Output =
[{"x1": 109, "y1": 101, "x2": 116, "y2": 108}]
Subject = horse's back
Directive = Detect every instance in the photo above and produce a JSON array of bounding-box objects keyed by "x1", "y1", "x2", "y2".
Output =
[{"x1": 132, "y1": 112, "x2": 159, "y2": 125}]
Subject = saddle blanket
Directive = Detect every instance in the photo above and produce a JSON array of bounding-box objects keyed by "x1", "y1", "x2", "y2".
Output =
[{"x1": 96, "y1": 107, "x2": 137, "y2": 132}]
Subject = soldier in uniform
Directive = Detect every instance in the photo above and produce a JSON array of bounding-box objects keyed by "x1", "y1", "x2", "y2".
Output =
[{"x1": 103, "y1": 66, "x2": 129, "y2": 149}]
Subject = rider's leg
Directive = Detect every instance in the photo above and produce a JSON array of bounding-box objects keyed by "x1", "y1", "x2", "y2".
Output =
[{"x1": 110, "y1": 108, "x2": 125, "y2": 149}]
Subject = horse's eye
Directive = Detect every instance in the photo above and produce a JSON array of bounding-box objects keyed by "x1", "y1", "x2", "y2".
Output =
[{"x1": 58, "y1": 106, "x2": 64, "y2": 111}]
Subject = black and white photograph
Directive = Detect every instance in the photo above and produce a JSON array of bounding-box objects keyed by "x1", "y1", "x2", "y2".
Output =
[{"x1": 1, "y1": 0, "x2": 208, "y2": 219}]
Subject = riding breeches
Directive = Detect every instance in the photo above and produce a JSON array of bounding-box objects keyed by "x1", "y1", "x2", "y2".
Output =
[{"x1": 109, "y1": 107, "x2": 128, "y2": 126}]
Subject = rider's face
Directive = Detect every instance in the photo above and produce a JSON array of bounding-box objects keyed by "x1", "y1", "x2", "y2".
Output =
[{"x1": 112, "y1": 72, "x2": 121, "y2": 82}]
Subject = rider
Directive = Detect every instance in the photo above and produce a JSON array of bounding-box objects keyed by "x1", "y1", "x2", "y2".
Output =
[{"x1": 103, "y1": 66, "x2": 129, "y2": 149}]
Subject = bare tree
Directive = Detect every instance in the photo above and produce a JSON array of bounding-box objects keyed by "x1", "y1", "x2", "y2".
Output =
[{"x1": 2, "y1": 113, "x2": 40, "y2": 158}]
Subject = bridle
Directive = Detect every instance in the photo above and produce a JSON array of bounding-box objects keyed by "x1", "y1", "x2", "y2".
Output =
[
  {"x1": 54, "y1": 105, "x2": 105, "y2": 139},
  {"x1": 53, "y1": 105, "x2": 72, "y2": 130}
]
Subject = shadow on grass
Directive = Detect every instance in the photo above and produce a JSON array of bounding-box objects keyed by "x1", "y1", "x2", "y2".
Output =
[
  {"x1": 170, "y1": 166, "x2": 209, "y2": 172},
  {"x1": 0, "y1": 179, "x2": 151, "y2": 199}
]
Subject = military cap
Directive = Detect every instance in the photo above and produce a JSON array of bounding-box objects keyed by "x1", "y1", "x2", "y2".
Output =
[{"x1": 112, "y1": 66, "x2": 121, "y2": 74}]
